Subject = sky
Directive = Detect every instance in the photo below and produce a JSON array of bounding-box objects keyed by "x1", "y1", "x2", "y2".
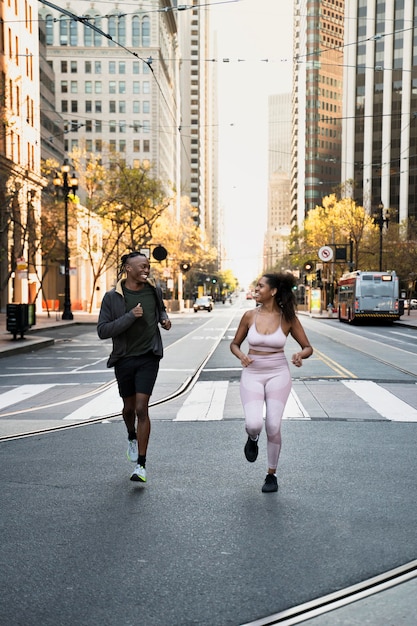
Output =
[{"x1": 209, "y1": 0, "x2": 294, "y2": 288}]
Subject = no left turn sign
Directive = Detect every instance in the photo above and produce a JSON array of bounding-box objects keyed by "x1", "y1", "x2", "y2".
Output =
[{"x1": 318, "y1": 246, "x2": 334, "y2": 262}]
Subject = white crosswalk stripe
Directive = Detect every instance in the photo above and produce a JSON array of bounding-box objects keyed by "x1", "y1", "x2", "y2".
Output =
[
  {"x1": 342, "y1": 380, "x2": 417, "y2": 422},
  {"x1": 0, "y1": 381, "x2": 416, "y2": 424}
]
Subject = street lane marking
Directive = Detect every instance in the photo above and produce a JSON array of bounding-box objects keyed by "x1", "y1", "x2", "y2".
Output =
[
  {"x1": 63, "y1": 385, "x2": 121, "y2": 420},
  {"x1": 342, "y1": 380, "x2": 417, "y2": 422},
  {"x1": 284, "y1": 390, "x2": 310, "y2": 419},
  {"x1": 314, "y1": 348, "x2": 357, "y2": 378},
  {"x1": 0, "y1": 384, "x2": 55, "y2": 410},
  {"x1": 174, "y1": 381, "x2": 228, "y2": 421}
]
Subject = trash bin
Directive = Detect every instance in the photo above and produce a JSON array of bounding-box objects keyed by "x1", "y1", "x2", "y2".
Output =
[{"x1": 6, "y1": 303, "x2": 36, "y2": 339}]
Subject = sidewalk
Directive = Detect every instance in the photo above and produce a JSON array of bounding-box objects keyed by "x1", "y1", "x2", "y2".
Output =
[{"x1": 0, "y1": 307, "x2": 416, "y2": 358}]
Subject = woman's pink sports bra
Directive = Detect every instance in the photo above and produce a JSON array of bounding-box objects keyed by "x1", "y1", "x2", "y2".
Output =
[{"x1": 247, "y1": 312, "x2": 287, "y2": 352}]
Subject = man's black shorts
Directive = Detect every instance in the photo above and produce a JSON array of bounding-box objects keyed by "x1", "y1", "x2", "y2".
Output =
[{"x1": 115, "y1": 353, "x2": 160, "y2": 397}]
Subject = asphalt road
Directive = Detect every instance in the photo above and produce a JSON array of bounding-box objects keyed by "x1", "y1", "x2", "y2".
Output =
[{"x1": 1, "y1": 306, "x2": 417, "y2": 625}]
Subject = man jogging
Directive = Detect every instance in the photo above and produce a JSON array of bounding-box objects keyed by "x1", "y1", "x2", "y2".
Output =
[{"x1": 97, "y1": 251, "x2": 171, "y2": 483}]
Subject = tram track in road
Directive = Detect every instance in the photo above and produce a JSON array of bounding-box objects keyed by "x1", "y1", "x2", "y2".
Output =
[
  {"x1": 0, "y1": 308, "x2": 239, "y2": 442},
  {"x1": 242, "y1": 560, "x2": 417, "y2": 625}
]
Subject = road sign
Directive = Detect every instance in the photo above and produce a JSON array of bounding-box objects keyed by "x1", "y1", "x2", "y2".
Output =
[{"x1": 318, "y1": 245, "x2": 334, "y2": 262}]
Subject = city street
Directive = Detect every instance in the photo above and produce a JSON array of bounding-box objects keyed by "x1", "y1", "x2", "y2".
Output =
[{"x1": 1, "y1": 301, "x2": 417, "y2": 625}]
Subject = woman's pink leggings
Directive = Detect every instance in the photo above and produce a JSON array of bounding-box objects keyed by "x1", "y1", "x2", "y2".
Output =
[{"x1": 240, "y1": 353, "x2": 292, "y2": 470}]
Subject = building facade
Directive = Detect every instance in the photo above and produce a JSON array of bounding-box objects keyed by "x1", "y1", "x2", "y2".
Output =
[
  {"x1": 291, "y1": 0, "x2": 344, "y2": 228},
  {"x1": 38, "y1": 1, "x2": 178, "y2": 193},
  {"x1": 0, "y1": 0, "x2": 44, "y2": 311},
  {"x1": 342, "y1": 0, "x2": 417, "y2": 224}
]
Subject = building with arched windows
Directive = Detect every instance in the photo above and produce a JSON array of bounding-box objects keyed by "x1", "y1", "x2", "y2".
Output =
[{"x1": 38, "y1": 1, "x2": 179, "y2": 191}]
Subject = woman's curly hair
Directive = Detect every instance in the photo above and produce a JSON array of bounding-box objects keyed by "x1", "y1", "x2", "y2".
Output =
[{"x1": 263, "y1": 272, "x2": 297, "y2": 321}]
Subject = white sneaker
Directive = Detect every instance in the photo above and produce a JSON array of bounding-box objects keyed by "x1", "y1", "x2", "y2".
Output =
[
  {"x1": 126, "y1": 439, "x2": 138, "y2": 463},
  {"x1": 130, "y1": 465, "x2": 147, "y2": 483}
]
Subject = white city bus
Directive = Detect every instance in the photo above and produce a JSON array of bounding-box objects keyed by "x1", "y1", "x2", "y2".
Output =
[{"x1": 337, "y1": 270, "x2": 400, "y2": 323}]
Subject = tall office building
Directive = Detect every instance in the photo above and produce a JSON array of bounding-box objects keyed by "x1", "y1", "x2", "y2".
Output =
[
  {"x1": 264, "y1": 94, "x2": 292, "y2": 270},
  {"x1": 342, "y1": 0, "x2": 417, "y2": 224},
  {"x1": 0, "y1": 0, "x2": 43, "y2": 309},
  {"x1": 39, "y1": 1, "x2": 179, "y2": 194},
  {"x1": 178, "y1": 4, "x2": 219, "y2": 252},
  {"x1": 291, "y1": 0, "x2": 344, "y2": 228}
]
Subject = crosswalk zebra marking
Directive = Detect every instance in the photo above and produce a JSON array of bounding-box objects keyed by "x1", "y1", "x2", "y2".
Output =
[
  {"x1": 174, "y1": 381, "x2": 229, "y2": 421},
  {"x1": 0, "y1": 384, "x2": 55, "y2": 411},
  {"x1": 63, "y1": 384, "x2": 120, "y2": 421},
  {"x1": 342, "y1": 380, "x2": 417, "y2": 422}
]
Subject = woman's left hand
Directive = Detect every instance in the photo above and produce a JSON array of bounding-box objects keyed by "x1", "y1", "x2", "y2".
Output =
[{"x1": 291, "y1": 352, "x2": 303, "y2": 367}]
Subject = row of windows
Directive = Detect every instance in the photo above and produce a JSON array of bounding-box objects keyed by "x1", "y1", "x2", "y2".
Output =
[
  {"x1": 61, "y1": 81, "x2": 151, "y2": 95},
  {"x1": 61, "y1": 100, "x2": 150, "y2": 115},
  {"x1": 65, "y1": 139, "x2": 151, "y2": 154},
  {"x1": 44, "y1": 14, "x2": 151, "y2": 48},
  {"x1": 65, "y1": 120, "x2": 151, "y2": 133},
  {"x1": 60, "y1": 60, "x2": 150, "y2": 75}
]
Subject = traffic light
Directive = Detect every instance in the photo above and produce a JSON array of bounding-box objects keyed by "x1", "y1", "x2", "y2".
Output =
[
  {"x1": 303, "y1": 261, "x2": 314, "y2": 272},
  {"x1": 180, "y1": 262, "x2": 191, "y2": 273}
]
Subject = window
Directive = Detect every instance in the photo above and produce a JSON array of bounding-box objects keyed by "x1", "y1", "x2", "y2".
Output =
[
  {"x1": 143, "y1": 81, "x2": 150, "y2": 94},
  {"x1": 61, "y1": 100, "x2": 68, "y2": 112},
  {"x1": 109, "y1": 121, "x2": 116, "y2": 133},
  {"x1": 119, "y1": 101, "x2": 126, "y2": 113},
  {"x1": 119, "y1": 16, "x2": 126, "y2": 45},
  {"x1": 133, "y1": 61, "x2": 140, "y2": 74},
  {"x1": 108, "y1": 15, "x2": 116, "y2": 47},
  {"x1": 133, "y1": 140, "x2": 140, "y2": 152},
  {"x1": 95, "y1": 120, "x2": 102, "y2": 132},
  {"x1": 95, "y1": 61, "x2": 101, "y2": 74},
  {"x1": 95, "y1": 81, "x2": 102, "y2": 94},
  {"x1": 95, "y1": 139, "x2": 102, "y2": 152},
  {"x1": 85, "y1": 80, "x2": 92, "y2": 93},
  {"x1": 61, "y1": 80, "x2": 68, "y2": 93},
  {"x1": 69, "y1": 20, "x2": 78, "y2": 46},
  {"x1": 133, "y1": 101, "x2": 140, "y2": 113},
  {"x1": 71, "y1": 120, "x2": 78, "y2": 132},
  {"x1": 95, "y1": 101, "x2": 102, "y2": 113},
  {"x1": 85, "y1": 100, "x2": 92, "y2": 112},
  {"x1": 142, "y1": 16, "x2": 150, "y2": 46},
  {"x1": 143, "y1": 101, "x2": 150, "y2": 114},
  {"x1": 86, "y1": 139, "x2": 93, "y2": 152},
  {"x1": 109, "y1": 140, "x2": 116, "y2": 152},
  {"x1": 93, "y1": 16, "x2": 102, "y2": 46},
  {"x1": 70, "y1": 81, "x2": 77, "y2": 93},
  {"x1": 45, "y1": 14, "x2": 54, "y2": 45},
  {"x1": 119, "y1": 121, "x2": 126, "y2": 133},
  {"x1": 119, "y1": 61, "x2": 126, "y2": 74},
  {"x1": 119, "y1": 82, "x2": 126, "y2": 94},
  {"x1": 119, "y1": 140, "x2": 126, "y2": 152},
  {"x1": 143, "y1": 140, "x2": 150, "y2": 152},
  {"x1": 132, "y1": 16, "x2": 140, "y2": 47},
  {"x1": 142, "y1": 120, "x2": 150, "y2": 133},
  {"x1": 85, "y1": 120, "x2": 92, "y2": 132},
  {"x1": 143, "y1": 61, "x2": 150, "y2": 74},
  {"x1": 70, "y1": 139, "x2": 79, "y2": 150},
  {"x1": 70, "y1": 61, "x2": 77, "y2": 73},
  {"x1": 61, "y1": 60, "x2": 68, "y2": 73},
  {"x1": 71, "y1": 100, "x2": 78, "y2": 112},
  {"x1": 133, "y1": 82, "x2": 140, "y2": 94},
  {"x1": 85, "y1": 61, "x2": 92, "y2": 73},
  {"x1": 59, "y1": 15, "x2": 68, "y2": 45},
  {"x1": 84, "y1": 21, "x2": 92, "y2": 46},
  {"x1": 109, "y1": 100, "x2": 116, "y2": 113},
  {"x1": 109, "y1": 61, "x2": 116, "y2": 74},
  {"x1": 109, "y1": 81, "x2": 116, "y2": 94}
]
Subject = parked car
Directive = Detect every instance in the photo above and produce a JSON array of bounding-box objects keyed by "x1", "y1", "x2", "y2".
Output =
[
  {"x1": 404, "y1": 298, "x2": 417, "y2": 310},
  {"x1": 193, "y1": 296, "x2": 213, "y2": 312}
]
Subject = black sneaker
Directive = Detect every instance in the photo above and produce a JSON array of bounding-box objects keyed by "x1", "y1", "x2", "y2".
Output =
[
  {"x1": 261, "y1": 474, "x2": 278, "y2": 493},
  {"x1": 244, "y1": 436, "x2": 258, "y2": 462}
]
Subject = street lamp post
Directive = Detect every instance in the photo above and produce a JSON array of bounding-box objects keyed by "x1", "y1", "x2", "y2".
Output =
[
  {"x1": 53, "y1": 161, "x2": 78, "y2": 320},
  {"x1": 373, "y1": 202, "x2": 389, "y2": 272}
]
